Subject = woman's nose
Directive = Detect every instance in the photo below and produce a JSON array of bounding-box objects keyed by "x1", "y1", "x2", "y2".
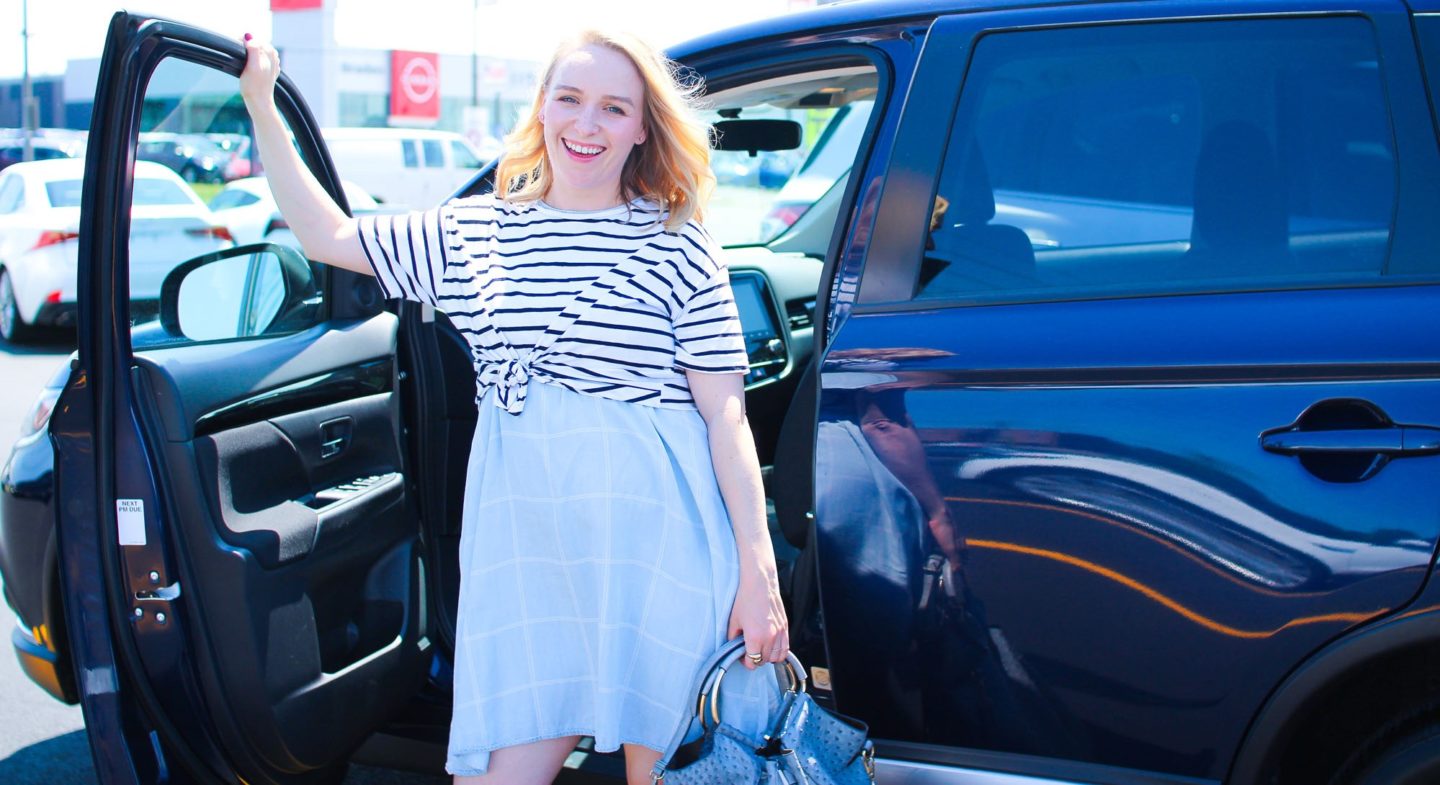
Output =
[{"x1": 574, "y1": 106, "x2": 600, "y2": 133}]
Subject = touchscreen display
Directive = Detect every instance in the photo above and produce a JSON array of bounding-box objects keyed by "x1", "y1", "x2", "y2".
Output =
[{"x1": 730, "y1": 274, "x2": 777, "y2": 359}]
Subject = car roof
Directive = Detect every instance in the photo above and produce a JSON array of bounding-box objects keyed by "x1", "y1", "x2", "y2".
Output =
[
  {"x1": 0, "y1": 138, "x2": 71, "y2": 151},
  {"x1": 3, "y1": 158, "x2": 186, "y2": 182},
  {"x1": 320, "y1": 127, "x2": 472, "y2": 142},
  {"x1": 222, "y1": 175, "x2": 378, "y2": 209},
  {"x1": 220, "y1": 176, "x2": 271, "y2": 197},
  {"x1": 321, "y1": 126, "x2": 466, "y2": 138},
  {"x1": 669, "y1": 0, "x2": 1180, "y2": 58}
]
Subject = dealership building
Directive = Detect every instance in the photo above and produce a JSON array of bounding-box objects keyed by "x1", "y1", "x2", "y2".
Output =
[{"x1": 2, "y1": 0, "x2": 543, "y2": 144}]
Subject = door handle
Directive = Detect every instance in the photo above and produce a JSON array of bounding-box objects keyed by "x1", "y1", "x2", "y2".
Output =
[
  {"x1": 319, "y1": 417, "x2": 353, "y2": 460},
  {"x1": 1261, "y1": 425, "x2": 1440, "y2": 456}
]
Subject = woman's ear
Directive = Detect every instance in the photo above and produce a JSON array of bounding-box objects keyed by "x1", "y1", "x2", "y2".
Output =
[{"x1": 636, "y1": 126, "x2": 647, "y2": 145}]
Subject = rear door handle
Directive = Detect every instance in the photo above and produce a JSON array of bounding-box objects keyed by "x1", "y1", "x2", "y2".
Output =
[{"x1": 1261, "y1": 426, "x2": 1440, "y2": 456}]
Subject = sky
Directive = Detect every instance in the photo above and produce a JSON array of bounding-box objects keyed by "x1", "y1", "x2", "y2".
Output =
[{"x1": 0, "y1": 0, "x2": 809, "y2": 79}]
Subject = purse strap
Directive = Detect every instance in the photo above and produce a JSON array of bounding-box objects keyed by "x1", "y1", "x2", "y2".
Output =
[{"x1": 650, "y1": 638, "x2": 807, "y2": 782}]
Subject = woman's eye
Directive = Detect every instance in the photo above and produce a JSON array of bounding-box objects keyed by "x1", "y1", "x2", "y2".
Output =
[
  {"x1": 605, "y1": 105, "x2": 626, "y2": 115},
  {"x1": 557, "y1": 95, "x2": 578, "y2": 104}
]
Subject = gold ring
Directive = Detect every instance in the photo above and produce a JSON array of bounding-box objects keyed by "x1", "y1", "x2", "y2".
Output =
[{"x1": 746, "y1": 652, "x2": 763, "y2": 664}]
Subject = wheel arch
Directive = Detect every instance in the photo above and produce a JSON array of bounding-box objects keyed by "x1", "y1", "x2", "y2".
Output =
[{"x1": 1228, "y1": 605, "x2": 1440, "y2": 784}]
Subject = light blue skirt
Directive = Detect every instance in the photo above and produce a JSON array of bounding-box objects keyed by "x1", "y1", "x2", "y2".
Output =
[{"x1": 446, "y1": 380, "x2": 742, "y2": 776}]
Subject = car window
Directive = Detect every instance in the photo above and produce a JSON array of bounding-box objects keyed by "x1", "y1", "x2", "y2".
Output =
[
  {"x1": 700, "y1": 64, "x2": 878, "y2": 249},
  {"x1": 0, "y1": 175, "x2": 22, "y2": 214},
  {"x1": 402, "y1": 139, "x2": 420, "y2": 168},
  {"x1": 915, "y1": 16, "x2": 1403, "y2": 303},
  {"x1": 128, "y1": 57, "x2": 326, "y2": 347},
  {"x1": 451, "y1": 140, "x2": 481, "y2": 168},
  {"x1": 135, "y1": 178, "x2": 203, "y2": 206},
  {"x1": 44, "y1": 180, "x2": 84, "y2": 207},
  {"x1": 422, "y1": 138, "x2": 445, "y2": 168},
  {"x1": 208, "y1": 188, "x2": 261, "y2": 210}
]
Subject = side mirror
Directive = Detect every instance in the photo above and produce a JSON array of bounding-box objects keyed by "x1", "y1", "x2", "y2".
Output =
[
  {"x1": 159, "y1": 243, "x2": 319, "y2": 342},
  {"x1": 712, "y1": 119, "x2": 803, "y2": 154}
]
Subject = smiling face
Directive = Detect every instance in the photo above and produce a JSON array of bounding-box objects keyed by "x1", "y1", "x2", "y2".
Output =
[{"x1": 539, "y1": 43, "x2": 648, "y2": 211}]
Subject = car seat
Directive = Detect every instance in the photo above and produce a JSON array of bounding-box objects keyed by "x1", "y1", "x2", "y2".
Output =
[
  {"x1": 919, "y1": 141, "x2": 1036, "y2": 297},
  {"x1": 1185, "y1": 121, "x2": 1295, "y2": 279}
]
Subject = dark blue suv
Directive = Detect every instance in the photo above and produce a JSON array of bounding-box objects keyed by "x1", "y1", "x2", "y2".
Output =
[{"x1": 7, "y1": 1, "x2": 1440, "y2": 783}]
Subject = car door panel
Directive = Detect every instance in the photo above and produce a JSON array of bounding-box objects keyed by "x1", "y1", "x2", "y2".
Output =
[
  {"x1": 817, "y1": 2, "x2": 1440, "y2": 782},
  {"x1": 58, "y1": 12, "x2": 429, "y2": 783},
  {"x1": 823, "y1": 291, "x2": 1440, "y2": 765},
  {"x1": 134, "y1": 315, "x2": 396, "y2": 442},
  {"x1": 190, "y1": 393, "x2": 405, "y2": 568},
  {"x1": 125, "y1": 320, "x2": 425, "y2": 776}
]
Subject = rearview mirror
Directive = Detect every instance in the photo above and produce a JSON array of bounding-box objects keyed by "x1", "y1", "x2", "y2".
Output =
[
  {"x1": 712, "y1": 119, "x2": 803, "y2": 154},
  {"x1": 159, "y1": 243, "x2": 319, "y2": 342}
]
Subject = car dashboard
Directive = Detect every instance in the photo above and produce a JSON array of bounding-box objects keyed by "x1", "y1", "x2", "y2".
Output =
[{"x1": 726, "y1": 246, "x2": 823, "y2": 391}]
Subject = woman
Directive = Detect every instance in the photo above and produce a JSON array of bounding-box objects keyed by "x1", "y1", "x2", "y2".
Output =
[{"x1": 239, "y1": 28, "x2": 788, "y2": 785}]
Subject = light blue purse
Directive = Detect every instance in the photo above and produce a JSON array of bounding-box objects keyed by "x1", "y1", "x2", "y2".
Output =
[{"x1": 651, "y1": 638, "x2": 876, "y2": 785}]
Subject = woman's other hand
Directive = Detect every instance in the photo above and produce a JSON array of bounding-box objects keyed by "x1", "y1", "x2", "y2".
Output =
[{"x1": 728, "y1": 572, "x2": 789, "y2": 671}]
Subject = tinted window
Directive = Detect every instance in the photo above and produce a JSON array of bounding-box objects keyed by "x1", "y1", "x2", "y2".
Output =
[
  {"x1": 132, "y1": 179, "x2": 200, "y2": 206},
  {"x1": 451, "y1": 140, "x2": 481, "y2": 168},
  {"x1": 422, "y1": 138, "x2": 444, "y2": 168},
  {"x1": 1414, "y1": 15, "x2": 1440, "y2": 151},
  {"x1": 44, "y1": 180, "x2": 84, "y2": 207},
  {"x1": 915, "y1": 17, "x2": 1400, "y2": 303},
  {"x1": 0, "y1": 175, "x2": 22, "y2": 213},
  {"x1": 209, "y1": 189, "x2": 261, "y2": 210}
]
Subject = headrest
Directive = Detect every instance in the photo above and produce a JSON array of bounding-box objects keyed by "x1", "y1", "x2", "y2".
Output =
[{"x1": 948, "y1": 141, "x2": 996, "y2": 225}]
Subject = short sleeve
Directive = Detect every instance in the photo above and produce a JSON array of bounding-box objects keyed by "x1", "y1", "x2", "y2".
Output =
[
  {"x1": 356, "y1": 206, "x2": 450, "y2": 306},
  {"x1": 672, "y1": 226, "x2": 750, "y2": 374}
]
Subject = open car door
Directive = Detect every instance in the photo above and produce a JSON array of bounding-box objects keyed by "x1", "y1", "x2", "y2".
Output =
[{"x1": 52, "y1": 13, "x2": 428, "y2": 783}]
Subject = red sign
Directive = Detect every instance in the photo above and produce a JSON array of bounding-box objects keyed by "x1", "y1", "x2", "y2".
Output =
[
  {"x1": 270, "y1": 0, "x2": 323, "y2": 10},
  {"x1": 390, "y1": 51, "x2": 441, "y2": 122}
]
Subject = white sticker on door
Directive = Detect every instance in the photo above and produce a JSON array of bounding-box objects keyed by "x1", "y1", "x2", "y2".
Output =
[{"x1": 116, "y1": 499, "x2": 146, "y2": 546}]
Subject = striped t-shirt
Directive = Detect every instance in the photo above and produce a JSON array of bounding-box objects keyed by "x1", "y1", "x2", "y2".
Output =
[{"x1": 358, "y1": 194, "x2": 749, "y2": 414}]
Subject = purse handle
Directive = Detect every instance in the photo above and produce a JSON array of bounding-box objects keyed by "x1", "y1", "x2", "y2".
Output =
[{"x1": 651, "y1": 637, "x2": 808, "y2": 782}]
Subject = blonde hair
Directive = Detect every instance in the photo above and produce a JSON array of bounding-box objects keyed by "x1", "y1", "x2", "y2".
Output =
[{"x1": 496, "y1": 30, "x2": 714, "y2": 232}]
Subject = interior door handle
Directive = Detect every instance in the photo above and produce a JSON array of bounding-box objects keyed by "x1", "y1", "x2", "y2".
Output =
[
  {"x1": 319, "y1": 417, "x2": 353, "y2": 460},
  {"x1": 1261, "y1": 426, "x2": 1440, "y2": 456}
]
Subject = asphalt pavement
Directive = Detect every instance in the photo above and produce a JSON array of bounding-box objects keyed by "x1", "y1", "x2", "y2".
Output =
[{"x1": 0, "y1": 330, "x2": 619, "y2": 784}]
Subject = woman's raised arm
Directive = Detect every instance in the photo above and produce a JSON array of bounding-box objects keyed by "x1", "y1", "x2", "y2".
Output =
[{"x1": 239, "y1": 37, "x2": 370, "y2": 275}]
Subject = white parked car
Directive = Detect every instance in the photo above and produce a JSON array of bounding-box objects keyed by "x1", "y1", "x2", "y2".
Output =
[
  {"x1": 0, "y1": 158, "x2": 233, "y2": 342},
  {"x1": 209, "y1": 176, "x2": 378, "y2": 247}
]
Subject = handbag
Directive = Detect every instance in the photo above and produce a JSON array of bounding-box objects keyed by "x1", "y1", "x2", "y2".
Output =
[{"x1": 650, "y1": 638, "x2": 876, "y2": 784}]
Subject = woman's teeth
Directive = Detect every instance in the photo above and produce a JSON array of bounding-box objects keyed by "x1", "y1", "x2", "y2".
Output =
[{"x1": 564, "y1": 140, "x2": 603, "y2": 156}]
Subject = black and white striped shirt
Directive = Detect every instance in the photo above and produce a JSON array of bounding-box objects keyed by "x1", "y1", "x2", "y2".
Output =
[{"x1": 358, "y1": 195, "x2": 749, "y2": 414}]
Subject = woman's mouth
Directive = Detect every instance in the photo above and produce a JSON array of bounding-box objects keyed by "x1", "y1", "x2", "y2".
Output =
[{"x1": 562, "y1": 139, "x2": 605, "y2": 160}]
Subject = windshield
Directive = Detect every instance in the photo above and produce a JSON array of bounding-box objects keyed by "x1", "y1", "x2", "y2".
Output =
[{"x1": 702, "y1": 88, "x2": 875, "y2": 248}]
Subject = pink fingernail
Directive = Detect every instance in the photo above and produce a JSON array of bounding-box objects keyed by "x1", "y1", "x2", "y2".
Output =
[{"x1": 243, "y1": 33, "x2": 252, "y2": 42}]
